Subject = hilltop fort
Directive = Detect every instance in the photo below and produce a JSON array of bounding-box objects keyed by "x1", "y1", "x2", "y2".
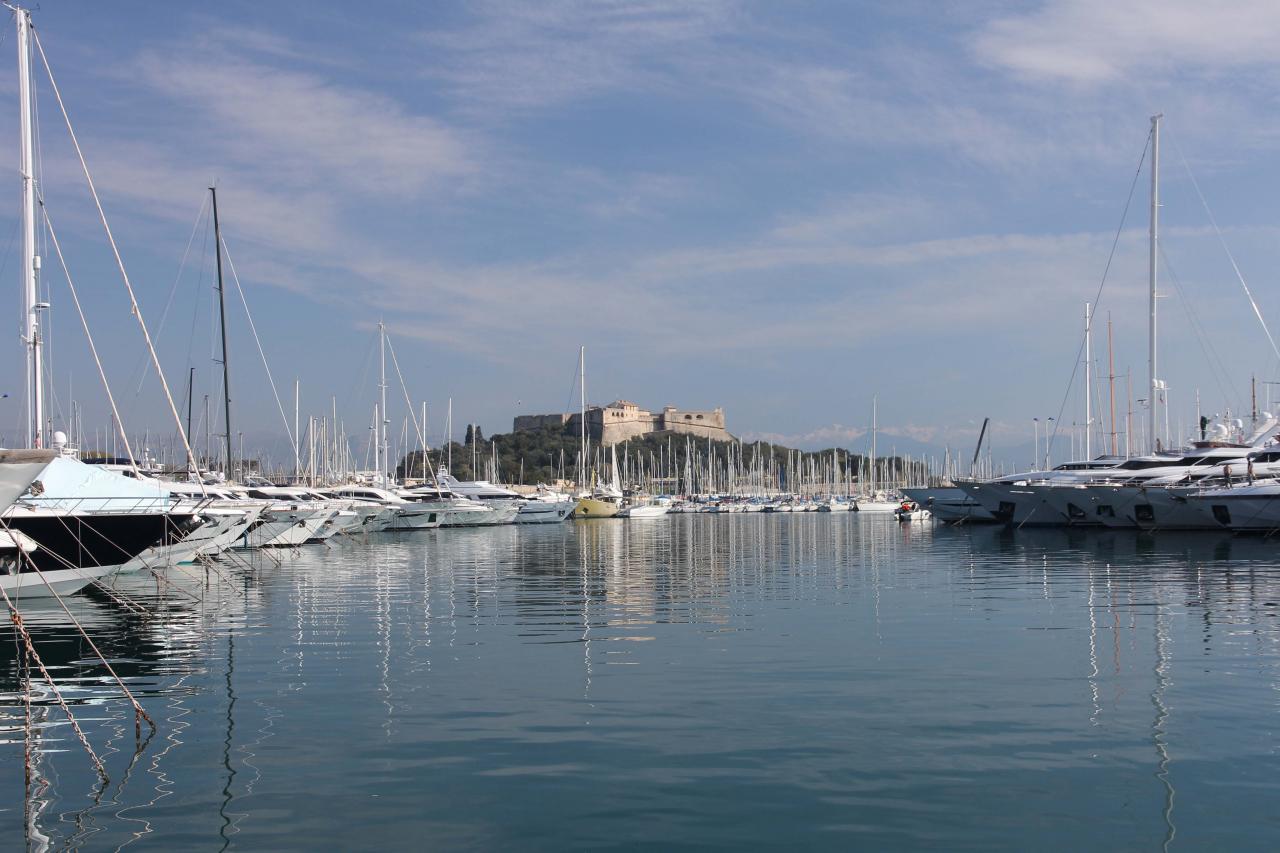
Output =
[{"x1": 514, "y1": 400, "x2": 730, "y2": 446}]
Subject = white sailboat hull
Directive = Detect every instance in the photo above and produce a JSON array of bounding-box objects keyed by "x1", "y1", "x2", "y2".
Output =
[
  {"x1": 619, "y1": 505, "x2": 669, "y2": 519},
  {"x1": 0, "y1": 562, "x2": 116, "y2": 599},
  {"x1": 515, "y1": 499, "x2": 574, "y2": 524}
]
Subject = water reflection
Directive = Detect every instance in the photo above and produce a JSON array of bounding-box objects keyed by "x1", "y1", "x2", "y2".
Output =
[{"x1": 1, "y1": 516, "x2": 1279, "y2": 848}]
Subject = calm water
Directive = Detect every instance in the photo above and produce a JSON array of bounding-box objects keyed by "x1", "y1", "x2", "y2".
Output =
[{"x1": 3, "y1": 514, "x2": 1280, "y2": 850}]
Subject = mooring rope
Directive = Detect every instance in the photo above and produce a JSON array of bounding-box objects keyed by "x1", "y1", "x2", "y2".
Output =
[
  {"x1": 0, "y1": 516, "x2": 156, "y2": 736},
  {"x1": 0, "y1": 586, "x2": 107, "y2": 779}
]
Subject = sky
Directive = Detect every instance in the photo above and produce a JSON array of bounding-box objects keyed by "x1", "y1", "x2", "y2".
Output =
[{"x1": 3, "y1": 0, "x2": 1280, "y2": 467}]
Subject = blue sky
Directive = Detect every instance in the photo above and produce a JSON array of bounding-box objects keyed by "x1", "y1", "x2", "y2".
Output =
[{"x1": 4, "y1": 0, "x2": 1280, "y2": 464}]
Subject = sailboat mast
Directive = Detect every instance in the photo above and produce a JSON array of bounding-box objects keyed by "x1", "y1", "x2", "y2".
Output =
[
  {"x1": 294, "y1": 378, "x2": 301, "y2": 481},
  {"x1": 379, "y1": 321, "x2": 389, "y2": 487},
  {"x1": 16, "y1": 8, "x2": 41, "y2": 448},
  {"x1": 870, "y1": 395, "x2": 877, "y2": 493},
  {"x1": 579, "y1": 346, "x2": 587, "y2": 489},
  {"x1": 186, "y1": 366, "x2": 195, "y2": 458},
  {"x1": 211, "y1": 186, "x2": 234, "y2": 478},
  {"x1": 1084, "y1": 301, "x2": 1092, "y2": 459},
  {"x1": 1148, "y1": 113, "x2": 1162, "y2": 453},
  {"x1": 1108, "y1": 313, "x2": 1117, "y2": 456}
]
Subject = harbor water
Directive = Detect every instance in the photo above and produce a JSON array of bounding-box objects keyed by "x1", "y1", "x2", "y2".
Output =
[{"x1": 4, "y1": 513, "x2": 1280, "y2": 849}]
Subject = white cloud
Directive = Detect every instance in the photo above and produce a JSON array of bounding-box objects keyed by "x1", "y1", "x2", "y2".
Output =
[
  {"x1": 133, "y1": 51, "x2": 476, "y2": 197},
  {"x1": 973, "y1": 0, "x2": 1280, "y2": 83},
  {"x1": 419, "y1": 0, "x2": 738, "y2": 114},
  {"x1": 768, "y1": 194, "x2": 938, "y2": 244}
]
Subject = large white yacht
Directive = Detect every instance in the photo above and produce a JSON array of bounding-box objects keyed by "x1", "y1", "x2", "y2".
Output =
[
  {"x1": 960, "y1": 416, "x2": 1279, "y2": 528},
  {"x1": 397, "y1": 470, "x2": 518, "y2": 527},
  {"x1": 3, "y1": 451, "x2": 199, "y2": 597},
  {"x1": 1187, "y1": 477, "x2": 1280, "y2": 531},
  {"x1": 515, "y1": 486, "x2": 576, "y2": 524},
  {"x1": 432, "y1": 467, "x2": 523, "y2": 524},
  {"x1": 323, "y1": 484, "x2": 442, "y2": 530}
]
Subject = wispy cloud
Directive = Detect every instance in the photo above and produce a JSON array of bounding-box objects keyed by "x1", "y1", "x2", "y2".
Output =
[
  {"x1": 131, "y1": 49, "x2": 477, "y2": 197},
  {"x1": 973, "y1": 0, "x2": 1280, "y2": 83},
  {"x1": 14, "y1": 2, "x2": 1280, "y2": 443},
  {"x1": 419, "y1": 0, "x2": 739, "y2": 115}
]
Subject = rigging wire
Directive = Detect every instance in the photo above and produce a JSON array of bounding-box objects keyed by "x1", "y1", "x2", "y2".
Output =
[
  {"x1": 184, "y1": 206, "x2": 213, "y2": 401},
  {"x1": 1158, "y1": 245, "x2": 1241, "y2": 415},
  {"x1": 32, "y1": 26, "x2": 205, "y2": 486},
  {"x1": 563, "y1": 353, "x2": 582, "y2": 421},
  {"x1": 40, "y1": 203, "x2": 139, "y2": 474},
  {"x1": 215, "y1": 234, "x2": 295, "y2": 451},
  {"x1": 384, "y1": 330, "x2": 442, "y2": 487},
  {"x1": 383, "y1": 331, "x2": 425, "y2": 450},
  {"x1": 132, "y1": 193, "x2": 211, "y2": 394},
  {"x1": 1046, "y1": 130, "x2": 1151, "y2": 461},
  {"x1": 350, "y1": 328, "x2": 379, "y2": 430},
  {"x1": 1169, "y1": 131, "x2": 1280, "y2": 366}
]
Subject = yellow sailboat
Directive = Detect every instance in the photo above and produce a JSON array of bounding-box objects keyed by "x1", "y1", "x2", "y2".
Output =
[{"x1": 574, "y1": 447, "x2": 623, "y2": 519}]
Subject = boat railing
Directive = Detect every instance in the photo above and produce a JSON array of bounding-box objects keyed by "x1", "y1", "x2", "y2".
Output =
[{"x1": 10, "y1": 494, "x2": 186, "y2": 515}]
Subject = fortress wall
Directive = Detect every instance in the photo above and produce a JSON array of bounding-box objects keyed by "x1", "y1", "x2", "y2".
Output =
[
  {"x1": 599, "y1": 419, "x2": 660, "y2": 445},
  {"x1": 659, "y1": 407, "x2": 726, "y2": 432},
  {"x1": 663, "y1": 421, "x2": 730, "y2": 441},
  {"x1": 513, "y1": 413, "x2": 571, "y2": 432},
  {"x1": 593, "y1": 405, "x2": 659, "y2": 446},
  {"x1": 515, "y1": 404, "x2": 729, "y2": 444}
]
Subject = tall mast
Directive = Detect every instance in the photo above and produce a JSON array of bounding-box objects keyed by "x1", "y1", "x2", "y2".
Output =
[
  {"x1": 1148, "y1": 114, "x2": 1162, "y2": 453},
  {"x1": 1084, "y1": 301, "x2": 1092, "y2": 459},
  {"x1": 16, "y1": 7, "x2": 42, "y2": 448},
  {"x1": 294, "y1": 378, "x2": 301, "y2": 482},
  {"x1": 1251, "y1": 375, "x2": 1258, "y2": 428},
  {"x1": 579, "y1": 345, "x2": 587, "y2": 489},
  {"x1": 1107, "y1": 313, "x2": 1117, "y2": 456},
  {"x1": 185, "y1": 366, "x2": 195, "y2": 456},
  {"x1": 379, "y1": 321, "x2": 389, "y2": 487},
  {"x1": 870, "y1": 394, "x2": 877, "y2": 493},
  {"x1": 211, "y1": 186, "x2": 234, "y2": 478}
]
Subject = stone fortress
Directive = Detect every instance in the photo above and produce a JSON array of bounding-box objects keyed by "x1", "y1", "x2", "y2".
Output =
[{"x1": 514, "y1": 400, "x2": 731, "y2": 446}]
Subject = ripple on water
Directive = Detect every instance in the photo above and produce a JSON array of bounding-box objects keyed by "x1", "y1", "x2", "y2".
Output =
[{"x1": 2, "y1": 514, "x2": 1280, "y2": 849}]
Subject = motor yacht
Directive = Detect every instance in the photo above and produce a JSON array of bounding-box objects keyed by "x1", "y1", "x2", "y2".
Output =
[
  {"x1": 323, "y1": 484, "x2": 441, "y2": 530},
  {"x1": 515, "y1": 486, "x2": 575, "y2": 524}
]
